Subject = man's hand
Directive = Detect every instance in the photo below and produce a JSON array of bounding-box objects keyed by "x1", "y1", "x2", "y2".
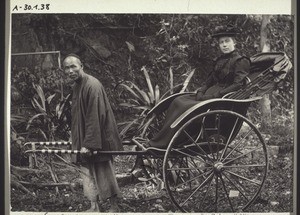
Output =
[{"x1": 80, "y1": 147, "x2": 92, "y2": 156}]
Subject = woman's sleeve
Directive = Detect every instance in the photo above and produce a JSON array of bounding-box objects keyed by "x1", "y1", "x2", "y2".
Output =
[
  {"x1": 197, "y1": 72, "x2": 215, "y2": 93},
  {"x1": 219, "y1": 57, "x2": 250, "y2": 95},
  {"x1": 233, "y1": 57, "x2": 251, "y2": 84}
]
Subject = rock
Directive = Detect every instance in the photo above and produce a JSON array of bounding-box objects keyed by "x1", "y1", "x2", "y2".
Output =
[
  {"x1": 116, "y1": 173, "x2": 136, "y2": 186},
  {"x1": 156, "y1": 199, "x2": 163, "y2": 203},
  {"x1": 279, "y1": 145, "x2": 294, "y2": 154},
  {"x1": 42, "y1": 54, "x2": 54, "y2": 70},
  {"x1": 268, "y1": 145, "x2": 279, "y2": 156},
  {"x1": 154, "y1": 204, "x2": 165, "y2": 212},
  {"x1": 132, "y1": 169, "x2": 143, "y2": 178},
  {"x1": 149, "y1": 207, "x2": 156, "y2": 212},
  {"x1": 270, "y1": 201, "x2": 279, "y2": 206},
  {"x1": 91, "y1": 44, "x2": 111, "y2": 59}
]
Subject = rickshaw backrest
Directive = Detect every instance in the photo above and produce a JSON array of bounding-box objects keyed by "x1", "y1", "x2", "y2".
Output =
[
  {"x1": 250, "y1": 52, "x2": 292, "y2": 75},
  {"x1": 228, "y1": 52, "x2": 292, "y2": 99}
]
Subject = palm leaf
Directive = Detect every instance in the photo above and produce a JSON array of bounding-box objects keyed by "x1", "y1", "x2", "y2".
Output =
[
  {"x1": 139, "y1": 90, "x2": 150, "y2": 105},
  {"x1": 26, "y1": 113, "x2": 47, "y2": 130},
  {"x1": 119, "y1": 102, "x2": 139, "y2": 108},
  {"x1": 141, "y1": 67, "x2": 155, "y2": 104},
  {"x1": 119, "y1": 103, "x2": 150, "y2": 112},
  {"x1": 38, "y1": 128, "x2": 48, "y2": 141},
  {"x1": 180, "y1": 68, "x2": 195, "y2": 93},
  {"x1": 160, "y1": 84, "x2": 184, "y2": 99},
  {"x1": 127, "y1": 98, "x2": 141, "y2": 106},
  {"x1": 141, "y1": 115, "x2": 156, "y2": 138},
  {"x1": 56, "y1": 102, "x2": 65, "y2": 119},
  {"x1": 130, "y1": 83, "x2": 151, "y2": 105},
  {"x1": 125, "y1": 41, "x2": 135, "y2": 52},
  {"x1": 132, "y1": 106, "x2": 150, "y2": 111},
  {"x1": 33, "y1": 84, "x2": 46, "y2": 110},
  {"x1": 120, "y1": 83, "x2": 144, "y2": 104},
  {"x1": 32, "y1": 98, "x2": 46, "y2": 113},
  {"x1": 11, "y1": 115, "x2": 27, "y2": 124},
  {"x1": 47, "y1": 93, "x2": 56, "y2": 105},
  {"x1": 169, "y1": 67, "x2": 174, "y2": 94},
  {"x1": 154, "y1": 85, "x2": 160, "y2": 104},
  {"x1": 119, "y1": 118, "x2": 139, "y2": 138}
]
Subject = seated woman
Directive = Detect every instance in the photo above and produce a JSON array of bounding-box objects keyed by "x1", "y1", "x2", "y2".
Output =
[{"x1": 148, "y1": 25, "x2": 251, "y2": 148}]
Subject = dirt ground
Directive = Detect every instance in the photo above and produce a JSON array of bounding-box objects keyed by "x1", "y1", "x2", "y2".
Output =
[{"x1": 10, "y1": 146, "x2": 294, "y2": 213}]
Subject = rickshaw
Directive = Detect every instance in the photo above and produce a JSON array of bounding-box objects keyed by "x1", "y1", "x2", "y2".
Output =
[{"x1": 25, "y1": 52, "x2": 292, "y2": 212}]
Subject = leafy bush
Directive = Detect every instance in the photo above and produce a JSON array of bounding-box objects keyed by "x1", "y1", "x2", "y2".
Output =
[
  {"x1": 118, "y1": 65, "x2": 195, "y2": 140},
  {"x1": 27, "y1": 84, "x2": 71, "y2": 141}
]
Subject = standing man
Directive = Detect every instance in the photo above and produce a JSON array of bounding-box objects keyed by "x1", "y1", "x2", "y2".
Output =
[{"x1": 63, "y1": 53, "x2": 123, "y2": 212}]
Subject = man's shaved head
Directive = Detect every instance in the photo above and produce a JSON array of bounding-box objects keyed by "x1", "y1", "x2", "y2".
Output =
[{"x1": 63, "y1": 53, "x2": 82, "y2": 65}]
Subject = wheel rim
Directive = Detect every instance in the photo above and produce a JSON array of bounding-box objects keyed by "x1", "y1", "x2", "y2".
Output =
[{"x1": 163, "y1": 110, "x2": 268, "y2": 212}]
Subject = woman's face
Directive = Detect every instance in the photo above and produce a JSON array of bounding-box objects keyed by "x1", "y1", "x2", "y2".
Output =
[{"x1": 218, "y1": 36, "x2": 236, "y2": 54}]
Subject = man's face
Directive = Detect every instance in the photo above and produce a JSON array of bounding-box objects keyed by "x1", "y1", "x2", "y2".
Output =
[
  {"x1": 63, "y1": 57, "x2": 83, "y2": 82},
  {"x1": 218, "y1": 36, "x2": 236, "y2": 54}
]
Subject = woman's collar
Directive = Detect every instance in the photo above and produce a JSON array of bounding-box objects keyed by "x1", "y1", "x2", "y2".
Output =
[{"x1": 222, "y1": 49, "x2": 237, "y2": 58}]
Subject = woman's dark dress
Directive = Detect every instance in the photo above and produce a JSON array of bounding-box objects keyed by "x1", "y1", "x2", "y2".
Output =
[{"x1": 149, "y1": 50, "x2": 250, "y2": 148}]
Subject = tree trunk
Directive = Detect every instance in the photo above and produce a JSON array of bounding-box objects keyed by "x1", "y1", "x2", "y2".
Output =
[{"x1": 259, "y1": 15, "x2": 272, "y2": 130}]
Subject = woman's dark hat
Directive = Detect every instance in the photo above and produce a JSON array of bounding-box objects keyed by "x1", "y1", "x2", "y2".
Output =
[{"x1": 211, "y1": 25, "x2": 239, "y2": 38}]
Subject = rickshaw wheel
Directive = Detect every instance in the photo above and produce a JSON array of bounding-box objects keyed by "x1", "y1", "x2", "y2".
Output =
[{"x1": 163, "y1": 110, "x2": 268, "y2": 212}]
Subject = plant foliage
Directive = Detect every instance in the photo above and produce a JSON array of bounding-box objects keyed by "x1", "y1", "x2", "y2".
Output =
[
  {"x1": 27, "y1": 83, "x2": 71, "y2": 141},
  {"x1": 119, "y1": 65, "x2": 195, "y2": 140}
]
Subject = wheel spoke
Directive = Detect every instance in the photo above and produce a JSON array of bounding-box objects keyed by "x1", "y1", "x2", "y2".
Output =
[
  {"x1": 221, "y1": 128, "x2": 254, "y2": 162},
  {"x1": 216, "y1": 114, "x2": 221, "y2": 160},
  {"x1": 219, "y1": 173, "x2": 235, "y2": 212},
  {"x1": 188, "y1": 158, "x2": 208, "y2": 176},
  {"x1": 184, "y1": 157, "x2": 193, "y2": 189},
  {"x1": 180, "y1": 172, "x2": 214, "y2": 207},
  {"x1": 167, "y1": 166, "x2": 211, "y2": 171},
  {"x1": 223, "y1": 164, "x2": 266, "y2": 168},
  {"x1": 188, "y1": 158, "x2": 212, "y2": 181},
  {"x1": 183, "y1": 130, "x2": 214, "y2": 163},
  {"x1": 193, "y1": 118, "x2": 205, "y2": 143},
  {"x1": 224, "y1": 170, "x2": 262, "y2": 186},
  {"x1": 202, "y1": 123, "x2": 216, "y2": 160},
  {"x1": 166, "y1": 158, "x2": 200, "y2": 186},
  {"x1": 172, "y1": 169, "x2": 213, "y2": 189},
  {"x1": 164, "y1": 110, "x2": 268, "y2": 213},
  {"x1": 224, "y1": 170, "x2": 251, "y2": 194},
  {"x1": 189, "y1": 158, "x2": 203, "y2": 173},
  {"x1": 171, "y1": 147, "x2": 205, "y2": 163},
  {"x1": 215, "y1": 173, "x2": 219, "y2": 211},
  {"x1": 221, "y1": 171, "x2": 249, "y2": 201},
  {"x1": 219, "y1": 117, "x2": 240, "y2": 161},
  {"x1": 223, "y1": 146, "x2": 263, "y2": 165},
  {"x1": 201, "y1": 174, "x2": 215, "y2": 210},
  {"x1": 184, "y1": 145, "x2": 213, "y2": 166},
  {"x1": 174, "y1": 158, "x2": 187, "y2": 185}
]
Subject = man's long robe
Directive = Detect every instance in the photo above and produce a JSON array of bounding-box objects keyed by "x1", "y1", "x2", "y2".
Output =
[{"x1": 71, "y1": 73, "x2": 123, "y2": 163}]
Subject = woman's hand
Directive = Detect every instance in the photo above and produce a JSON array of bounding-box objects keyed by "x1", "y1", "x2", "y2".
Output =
[
  {"x1": 197, "y1": 91, "x2": 221, "y2": 101},
  {"x1": 196, "y1": 91, "x2": 204, "y2": 100},
  {"x1": 195, "y1": 86, "x2": 208, "y2": 100}
]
